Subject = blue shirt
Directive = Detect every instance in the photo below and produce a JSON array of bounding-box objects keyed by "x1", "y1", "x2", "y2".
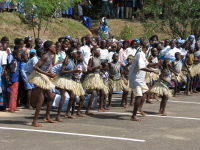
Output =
[
  {"x1": 23, "y1": 56, "x2": 39, "y2": 75},
  {"x1": 10, "y1": 59, "x2": 21, "y2": 83},
  {"x1": 8, "y1": 53, "x2": 13, "y2": 64}
]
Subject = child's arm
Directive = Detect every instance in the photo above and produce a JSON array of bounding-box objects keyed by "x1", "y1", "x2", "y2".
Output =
[
  {"x1": 60, "y1": 57, "x2": 78, "y2": 75},
  {"x1": 160, "y1": 70, "x2": 173, "y2": 87},
  {"x1": 108, "y1": 63, "x2": 114, "y2": 79},
  {"x1": 33, "y1": 54, "x2": 56, "y2": 78},
  {"x1": 168, "y1": 63, "x2": 178, "y2": 76}
]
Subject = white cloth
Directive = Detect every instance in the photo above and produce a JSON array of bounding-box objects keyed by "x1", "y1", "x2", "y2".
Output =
[
  {"x1": 126, "y1": 47, "x2": 137, "y2": 56},
  {"x1": 79, "y1": 45, "x2": 92, "y2": 68},
  {"x1": 164, "y1": 47, "x2": 181, "y2": 61},
  {"x1": 129, "y1": 51, "x2": 149, "y2": 89},
  {"x1": 180, "y1": 49, "x2": 187, "y2": 59},
  {"x1": 160, "y1": 46, "x2": 170, "y2": 58},
  {"x1": 0, "y1": 51, "x2": 8, "y2": 66},
  {"x1": 108, "y1": 51, "x2": 114, "y2": 63},
  {"x1": 100, "y1": 48, "x2": 109, "y2": 60}
]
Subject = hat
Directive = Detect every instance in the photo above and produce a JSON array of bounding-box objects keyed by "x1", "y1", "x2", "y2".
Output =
[
  {"x1": 65, "y1": 35, "x2": 71, "y2": 40},
  {"x1": 30, "y1": 49, "x2": 36, "y2": 53}
]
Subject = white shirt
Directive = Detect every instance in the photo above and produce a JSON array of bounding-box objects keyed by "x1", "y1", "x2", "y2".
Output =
[
  {"x1": 160, "y1": 46, "x2": 170, "y2": 58},
  {"x1": 164, "y1": 47, "x2": 181, "y2": 61},
  {"x1": 129, "y1": 51, "x2": 149, "y2": 88},
  {"x1": 180, "y1": 48, "x2": 187, "y2": 59},
  {"x1": 126, "y1": 47, "x2": 137, "y2": 56},
  {"x1": 100, "y1": 48, "x2": 109, "y2": 60},
  {"x1": 79, "y1": 45, "x2": 91, "y2": 68},
  {"x1": 108, "y1": 51, "x2": 114, "y2": 63},
  {"x1": 0, "y1": 51, "x2": 8, "y2": 66}
]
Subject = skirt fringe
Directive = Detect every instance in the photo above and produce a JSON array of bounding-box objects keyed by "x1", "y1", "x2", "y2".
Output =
[
  {"x1": 108, "y1": 78, "x2": 127, "y2": 92},
  {"x1": 150, "y1": 81, "x2": 172, "y2": 98},
  {"x1": 83, "y1": 73, "x2": 109, "y2": 94},
  {"x1": 28, "y1": 71, "x2": 55, "y2": 90}
]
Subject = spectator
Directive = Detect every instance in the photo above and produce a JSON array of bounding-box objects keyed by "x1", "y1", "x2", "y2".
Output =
[
  {"x1": 101, "y1": 0, "x2": 110, "y2": 17},
  {"x1": 80, "y1": 15, "x2": 92, "y2": 28},
  {"x1": 116, "y1": 0, "x2": 124, "y2": 19}
]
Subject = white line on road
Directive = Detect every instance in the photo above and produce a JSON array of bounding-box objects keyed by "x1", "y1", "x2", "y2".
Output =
[
  {"x1": 112, "y1": 98, "x2": 200, "y2": 105},
  {"x1": 90, "y1": 111, "x2": 200, "y2": 121},
  {"x1": 0, "y1": 127, "x2": 145, "y2": 142}
]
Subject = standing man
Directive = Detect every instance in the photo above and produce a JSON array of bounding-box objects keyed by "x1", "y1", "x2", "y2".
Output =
[
  {"x1": 129, "y1": 39, "x2": 159, "y2": 121},
  {"x1": 101, "y1": 0, "x2": 110, "y2": 17},
  {"x1": 79, "y1": 34, "x2": 93, "y2": 68}
]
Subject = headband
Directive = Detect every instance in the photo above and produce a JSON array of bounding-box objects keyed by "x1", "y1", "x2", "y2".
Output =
[
  {"x1": 127, "y1": 55, "x2": 134, "y2": 59},
  {"x1": 70, "y1": 49, "x2": 77, "y2": 54}
]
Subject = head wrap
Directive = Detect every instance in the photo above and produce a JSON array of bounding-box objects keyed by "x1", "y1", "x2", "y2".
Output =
[{"x1": 134, "y1": 38, "x2": 140, "y2": 44}]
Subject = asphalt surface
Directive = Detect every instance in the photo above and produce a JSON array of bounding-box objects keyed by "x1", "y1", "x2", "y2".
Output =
[{"x1": 1, "y1": 93, "x2": 200, "y2": 150}]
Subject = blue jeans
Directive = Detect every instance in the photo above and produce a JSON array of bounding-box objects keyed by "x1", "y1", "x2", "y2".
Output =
[{"x1": 117, "y1": 7, "x2": 124, "y2": 19}]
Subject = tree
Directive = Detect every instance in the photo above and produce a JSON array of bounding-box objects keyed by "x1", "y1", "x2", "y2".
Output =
[
  {"x1": 141, "y1": 0, "x2": 200, "y2": 39},
  {"x1": 16, "y1": 0, "x2": 81, "y2": 39}
]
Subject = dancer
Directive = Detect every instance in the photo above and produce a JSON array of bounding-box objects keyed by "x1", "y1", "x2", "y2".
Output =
[
  {"x1": 82, "y1": 47, "x2": 108, "y2": 114},
  {"x1": 151, "y1": 59, "x2": 173, "y2": 116},
  {"x1": 28, "y1": 41, "x2": 56, "y2": 127}
]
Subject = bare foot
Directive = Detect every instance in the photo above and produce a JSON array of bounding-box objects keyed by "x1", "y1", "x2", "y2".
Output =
[
  {"x1": 27, "y1": 105, "x2": 33, "y2": 110},
  {"x1": 173, "y1": 95, "x2": 178, "y2": 98},
  {"x1": 129, "y1": 103, "x2": 134, "y2": 106},
  {"x1": 32, "y1": 121, "x2": 43, "y2": 127},
  {"x1": 137, "y1": 111, "x2": 147, "y2": 116},
  {"x1": 76, "y1": 114, "x2": 87, "y2": 117},
  {"x1": 98, "y1": 109, "x2": 107, "y2": 112},
  {"x1": 85, "y1": 111, "x2": 94, "y2": 115},
  {"x1": 130, "y1": 117, "x2": 141, "y2": 121},
  {"x1": 187, "y1": 94, "x2": 192, "y2": 96},
  {"x1": 55, "y1": 117, "x2": 64, "y2": 122},
  {"x1": 107, "y1": 106, "x2": 111, "y2": 110},
  {"x1": 124, "y1": 105, "x2": 129, "y2": 108},
  {"x1": 103, "y1": 107, "x2": 110, "y2": 110},
  {"x1": 158, "y1": 111, "x2": 162, "y2": 114},
  {"x1": 146, "y1": 100, "x2": 153, "y2": 104},
  {"x1": 162, "y1": 113, "x2": 168, "y2": 116},
  {"x1": 14, "y1": 109, "x2": 20, "y2": 111},
  {"x1": 8, "y1": 110, "x2": 15, "y2": 113},
  {"x1": 64, "y1": 115, "x2": 76, "y2": 119},
  {"x1": 43, "y1": 118, "x2": 57, "y2": 123},
  {"x1": 193, "y1": 90, "x2": 198, "y2": 93}
]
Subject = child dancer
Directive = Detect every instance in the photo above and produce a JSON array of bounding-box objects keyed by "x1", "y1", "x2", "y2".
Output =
[
  {"x1": 8, "y1": 51, "x2": 21, "y2": 113},
  {"x1": 108, "y1": 53, "x2": 128, "y2": 108},
  {"x1": 82, "y1": 47, "x2": 108, "y2": 114},
  {"x1": 122, "y1": 55, "x2": 134, "y2": 106},
  {"x1": 100, "y1": 62, "x2": 109, "y2": 110},
  {"x1": 51, "y1": 47, "x2": 80, "y2": 120},
  {"x1": 28, "y1": 41, "x2": 56, "y2": 127},
  {"x1": 151, "y1": 59, "x2": 173, "y2": 116}
]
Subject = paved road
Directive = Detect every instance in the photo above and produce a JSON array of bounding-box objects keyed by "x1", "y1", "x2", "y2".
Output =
[{"x1": 1, "y1": 93, "x2": 200, "y2": 150}]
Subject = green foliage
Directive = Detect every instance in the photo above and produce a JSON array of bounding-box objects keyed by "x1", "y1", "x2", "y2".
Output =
[
  {"x1": 120, "y1": 24, "x2": 134, "y2": 40},
  {"x1": 15, "y1": 0, "x2": 81, "y2": 38},
  {"x1": 141, "y1": 0, "x2": 200, "y2": 39}
]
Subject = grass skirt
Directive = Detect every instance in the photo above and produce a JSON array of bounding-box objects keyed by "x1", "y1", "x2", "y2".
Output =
[
  {"x1": 145, "y1": 69, "x2": 160, "y2": 83},
  {"x1": 122, "y1": 77, "x2": 132, "y2": 92},
  {"x1": 150, "y1": 81, "x2": 172, "y2": 98},
  {"x1": 28, "y1": 71, "x2": 55, "y2": 90},
  {"x1": 74, "y1": 82, "x2": 85, "y2": 96},
  {"x1": 83, "y1": 73, "x2": 109, "y2": 94},
  {"x1": 189, "y1": 64, "x2": 199, "y2": 77},
  {"x1": 52, "y1": 75, "x2": 76, "y2": 91},
  {"x1": 178, "y1": 71, "x2": 188, "y2": 82},
  {"x1": 108, "y1": 78, "x2": 127, "y2": 92}
]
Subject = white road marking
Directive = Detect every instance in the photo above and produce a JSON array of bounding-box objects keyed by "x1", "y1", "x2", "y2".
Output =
[
  {"x1": 0, "y1": 127, "x2": 145, "y2": 142},
  {"x1": 90, "y1": 111, "x2": 200, "y2": 121},
  {"x1": 112, "y1": 97, "x2": 200, "y2": 105}
]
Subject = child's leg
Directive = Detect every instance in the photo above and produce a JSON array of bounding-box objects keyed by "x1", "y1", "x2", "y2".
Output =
[
  {"x1": 124, "y1": 90, "x2": 128, "y2": 106},
  {"x1": 8, "y1": 82, "x2": 19, "y2": 112},
  {"x1": 76, "y1": 95, "x2": 86, "y2": 116},
  {"x1": 146, "y1": 83, "x2": 153, "y2": 104},
  {"x1": 85, "y1": 91, "x2": 95, "y2": 115},
  {"x1": 108, "y1": 89, "x2": 113, "y2": 109},
  {"x1": 131, "y1": 96, "x2": 142, "y2": 121},
  {"x1": 160, "y1": 95, "x2": 168, "y2": 116},
  {"x1": 55, "y1": 89, "x2": 65, "y2": 122},
  {"x1": 193, "y1": 74, "x2": 200, "y2": 92},
  {"x1": 26, "y1": 89, "x2": 33, "y2": 109},
  {"x1": 172, "y1": 79, "x2": 178, "y2": 97},
  {"x1": 32, "y1": 87, "x2": 44, "y2": 127},
  {"x1": 138, "y1": 92, "x2": 147, "y2": 115},
  {"x1": 98, "y1": 89, "x2": 106, "y2": 111},
  {"x1": 130, "y1": 91, "x2": 134, "y2": 106},
  {"x1": 65, "y1": 91, "x2": 76, "y2": 118},
  {"x1": 44, "y1": 90, "x2": 57, "y2": 123},
  {"x1": 103, "y1": 94, "x2": 109, "y2": 110},
  {"x1": 186, "y1": 74, "x2": 191, "y2": 95},
  {"x1": 71, "y1": 96, "x2": 76, "y2": 116}
]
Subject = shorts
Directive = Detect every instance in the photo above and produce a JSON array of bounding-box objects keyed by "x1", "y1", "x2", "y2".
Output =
[{"x1": 132, "y1": 83, "x2": 149, "y2": 97}]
